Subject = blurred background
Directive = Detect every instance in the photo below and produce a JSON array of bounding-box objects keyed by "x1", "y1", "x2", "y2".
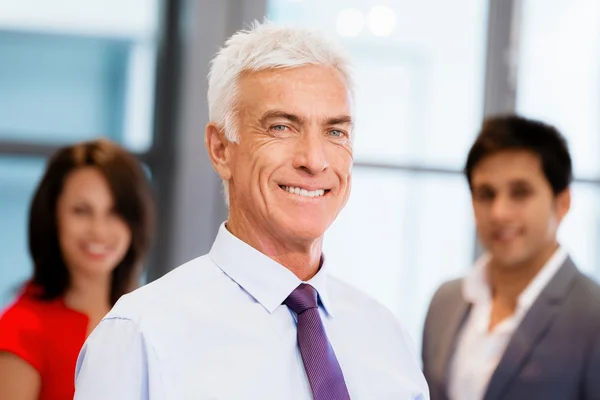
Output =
[{"x1": 1, "y1": 0, "x2": 599, "y2": 349}]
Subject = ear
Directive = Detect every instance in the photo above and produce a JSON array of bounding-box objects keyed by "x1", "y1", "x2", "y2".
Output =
[
  {"x1": 555, "y1": 187, "x2": 571, "y2": 222},
  {"x1": 205, "y1": 123, "x2": 233, "y2": 181}
]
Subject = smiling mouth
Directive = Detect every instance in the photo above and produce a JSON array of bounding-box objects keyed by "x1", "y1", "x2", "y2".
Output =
[
  {"x1": 81, "y1": 243, "x2": 115, "y2": 257},
  {"x1": 492, "y1": 228, "x2": 522, "y2": 242},
  {"x1": 279, "y1": 185, "x2": 330, "y2": 198}
]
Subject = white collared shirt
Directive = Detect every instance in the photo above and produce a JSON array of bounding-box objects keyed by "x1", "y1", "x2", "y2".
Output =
[
  {"x1": 74, "y1": 223, "x2": 429, "y2": 399},
  {"x1": 448, "y1": 246, "x2": 568, "y2": 400}
]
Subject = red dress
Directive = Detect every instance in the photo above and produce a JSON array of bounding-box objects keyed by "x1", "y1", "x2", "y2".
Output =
[{"x1": 0, "y1": 284, "x2": 89, "y2": 400}]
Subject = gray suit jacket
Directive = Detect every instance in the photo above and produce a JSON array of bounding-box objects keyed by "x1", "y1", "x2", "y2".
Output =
[{"x1": 422, "y1": 257, "x2": 600, "y2": 400}]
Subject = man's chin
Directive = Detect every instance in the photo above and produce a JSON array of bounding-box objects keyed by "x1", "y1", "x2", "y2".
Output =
[
  {"x1": 274, "y1": 219, "x2": 329, "y2": 243},
  {"x1": 490, "y1": 252, "x2": 530, "y2": 270},
  {"x1": 289, "y1": 227, "x2": 327, "y2": 242}
]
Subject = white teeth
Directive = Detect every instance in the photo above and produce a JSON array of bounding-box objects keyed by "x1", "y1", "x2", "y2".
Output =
[
  {"x1": 495, "y1": 229, "x2": 518, "y2": 240},
  {"x1": 282, "y1": 186, "x2": 326, "y2": 197},
  {"x1": 85, "y1": 244, "x2": 108, "y2": 254}
]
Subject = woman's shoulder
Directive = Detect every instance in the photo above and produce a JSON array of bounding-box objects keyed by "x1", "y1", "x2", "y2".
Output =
[
  {"x1": 1, "y1": 283, "x2": 56, "y2": 318},
  {"x1": 1, "y1": 285, "x2": 42, "y2": 319},
  {"x1": 0, "y1": 282, "x2": 83, "y2": 333},
  {"x1": 0, "y1": 284, "x2": 50, "y2": 373}
]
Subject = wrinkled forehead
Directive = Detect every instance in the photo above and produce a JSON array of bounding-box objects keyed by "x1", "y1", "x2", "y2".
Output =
[{"x1": 238, "y1": 66, "x2": 354, "y2": 115}]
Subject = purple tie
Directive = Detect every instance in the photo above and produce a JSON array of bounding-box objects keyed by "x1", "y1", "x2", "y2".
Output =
[{"x1": 284, "y1": 283, "x2": 351, "y2": 400}]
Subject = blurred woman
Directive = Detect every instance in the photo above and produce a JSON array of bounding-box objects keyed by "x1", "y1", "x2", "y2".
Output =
[{"x1": 0, "y1": 139, "x2": 154, "y2": 400}]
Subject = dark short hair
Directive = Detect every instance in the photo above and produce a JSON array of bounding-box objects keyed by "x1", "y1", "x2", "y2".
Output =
[
  {"x1": 465, "y1": 115, "x2": 573, "y2": 195},
  {"x1": 29, "y1": 139, "x2": 155, "y2": 305}
]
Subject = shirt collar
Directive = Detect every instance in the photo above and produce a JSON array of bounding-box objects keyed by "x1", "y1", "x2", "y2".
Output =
[
  {"x1": 463, "y1": 245, "x2": 568, "y2": 311},
  {"x1": 463, "y1": 253, "x2": 492, "y2": 304},
  {"x1": 518, "y1": 246, "x2": 568, "y2": 309},
  {"x1": 208, "y1": 222, "x2": 335, "y2": 317},
  {"x1": 306, "y1": 255, "x2": 334, "y2": 317}
]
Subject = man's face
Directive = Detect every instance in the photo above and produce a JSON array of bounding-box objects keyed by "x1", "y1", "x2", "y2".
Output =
[
  {"x1": 223, "y1": 65, "x2": 353, "y2": 245},
  {"x1": 471, "y1": 150, "x2": 570, "y2": 269}
]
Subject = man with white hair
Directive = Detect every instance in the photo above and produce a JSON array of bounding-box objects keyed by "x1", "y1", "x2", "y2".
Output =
[{"x1": 74, "y1": 22, "x2": 429, "y2": 399}]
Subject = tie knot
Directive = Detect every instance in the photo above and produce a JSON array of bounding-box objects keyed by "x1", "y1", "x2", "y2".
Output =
[{"x1": 284, "y1": 283, "x2": 318, "y2": 314}]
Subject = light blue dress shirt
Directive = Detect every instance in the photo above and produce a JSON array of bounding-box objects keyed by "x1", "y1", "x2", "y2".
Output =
[{"x1": 74, "y1": 223, "x2": 429, "y2": 399}]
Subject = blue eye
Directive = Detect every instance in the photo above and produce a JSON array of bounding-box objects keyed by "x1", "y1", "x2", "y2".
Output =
[
  {"x1": 328, "y1": 130, "x2": 345, "y2": 138},
  {"x1": 271, "y1": 125, "x2": 287, "y2": 131}
]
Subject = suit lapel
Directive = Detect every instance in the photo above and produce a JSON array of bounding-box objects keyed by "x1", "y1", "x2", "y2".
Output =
[
  {"x1": 483, "y1": 258, "x2": 578, "y2": 400},
  {"x1": 436, "y1": 291, "x2": 471, "y2": 397}
]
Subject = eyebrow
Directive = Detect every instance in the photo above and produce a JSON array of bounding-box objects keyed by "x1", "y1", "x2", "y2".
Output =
[
  {"x1": 259, "y1": 110, "x2": 353, "y2": 127},
  {"x1": 473, "y1": 179, "x2": 532, "y2": 190},
  {"x1": 509, "y1": 179, "x2": 532, "y2": 185},
  {"x1": 259, "y1": 110, "x2": 304, "y2": 126},
  {"x1": 325, "y1": 115, "x2": 353, "y2": 127}
]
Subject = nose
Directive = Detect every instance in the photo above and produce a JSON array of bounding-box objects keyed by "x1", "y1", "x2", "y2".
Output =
[
  {"x1": 89, "y1": 214, "x2": 111, "y2": 240},
  {"x1": 490, "y1": 194, "x2": 515, "y2": 222},
  {"x1": 292, "y1": 131, "x2": 329, "y2": 175}
]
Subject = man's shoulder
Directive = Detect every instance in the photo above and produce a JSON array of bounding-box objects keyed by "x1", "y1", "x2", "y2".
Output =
[
  {"x1": 108, "y1": 254, "x2": 223, "y2": 323},
  {"x1": 431, "y1": 278, "x2": 463, "y2": 305},
  {"x1": 539, "y1": 258, "x2": 600, "y2": 315},
  {"x1": 326, "y1": 275, "x2": 403, "y2": 328},
  {"x1": 565, "y1": 267, "x2": 600, "y2": 312},
  {"x1": 326, "y1": 275, "x2": 424, "y2": 369},
  {"x1": 423, "y1": 277, "x2": 464, "y2": 327},
  {"x1": 327, "y1": 275, "x2": 388, "y2": 311}
]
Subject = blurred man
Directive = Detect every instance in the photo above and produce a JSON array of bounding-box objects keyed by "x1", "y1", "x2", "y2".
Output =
[
  {"x1": 74, "y1": 22, "x2": 429, "y2": 399},
  {"x1": 422, "y1": 115, "x2": 600, "y2": 400}
]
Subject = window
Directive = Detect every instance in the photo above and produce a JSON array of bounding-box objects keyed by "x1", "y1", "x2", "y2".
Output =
[
  {"x1": 560, "y1": 183, "x2": 600, "y2": 277},
  {"x1": 0, "y1": 0, "x2": 162, "y2": 307},
  {"x1": 516, "y1": 0, "x2": 600, "y2": 277},
  {"x1": 0, "y1": 0, "x2": 159, "y2": 151},
  {"x1": 268, "y1": 0, "x2": 489, "y2": 344},
  {"x1": 324, "y1": 170, "x2": 474, "y2": 347},
  {"x1": 0, "y1": 157, "x2": 46, "y2": 305}
]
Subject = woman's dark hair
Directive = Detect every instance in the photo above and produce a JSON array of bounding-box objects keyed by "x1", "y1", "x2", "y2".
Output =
[
  {"x1": 29, "y1": 138, "x2": 154, "y2": 305},
  {"x1": 465, "y1": 114, "x2": 573, "y2": 195}
]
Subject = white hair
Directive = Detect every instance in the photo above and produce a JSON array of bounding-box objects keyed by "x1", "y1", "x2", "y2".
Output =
[{"x1": 207, "y1": 20, "x2": 355, "y2": 205}]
